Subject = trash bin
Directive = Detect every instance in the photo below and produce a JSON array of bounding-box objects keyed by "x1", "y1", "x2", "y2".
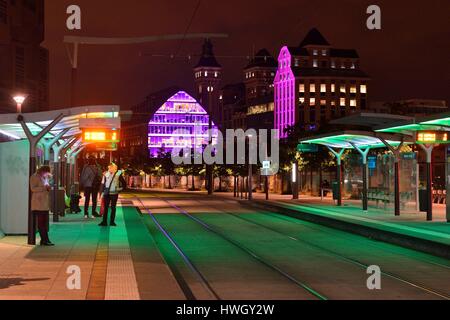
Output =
[
  {"x1": 50, "y1": 187, "x2": 66, "y2": 216},
  {"x1": 332, "y1": 181, "x2": 339, "y2": 200},
  {"x1": 419, "y1": 189, "x2": 428, "y2": 212}
]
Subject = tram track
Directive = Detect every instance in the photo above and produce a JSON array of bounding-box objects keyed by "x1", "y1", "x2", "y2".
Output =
[
  {"x1": 270, "y1": 201, "x2": 450, "y2": 268},
  {"x1": 258, "y1": 206, "x2": 450, "y2": 271},
  {"x1": 133, "y1": 196, "x2": 220, "y2": 300},
  {"x1": 193, "y1": 200, "x2": 450, "y2": 300},
  {"x1": 134, "y1": 194, "x2": 328, "y2": 300}
]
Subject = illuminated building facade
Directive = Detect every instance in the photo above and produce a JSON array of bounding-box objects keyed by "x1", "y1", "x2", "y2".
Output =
[
  {"x1": 148, "y1": 91, "x2": 217, "y2": 158},
  {"x1": 274, "y1": 28, "x2": 370, "y2": 138}
]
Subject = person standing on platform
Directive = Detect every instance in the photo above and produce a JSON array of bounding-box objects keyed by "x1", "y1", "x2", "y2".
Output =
[
  {"x1": 99, "y1": 163, "x2": 126, "y2": 227},
  {"x1": 30, "y1": 166, "x2": 54, "y2": 246},
  {"x1": 80, "y1": 157, "x2": 102, "y2": 219}
]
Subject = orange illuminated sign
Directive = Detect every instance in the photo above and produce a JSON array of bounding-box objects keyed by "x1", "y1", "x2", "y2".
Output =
[
  {"x1": 82, "y1": 129, "x2": 120, "y2": 143},
  {"x1": 416, "y1": 131, "x2": 448, "y2": 144}
]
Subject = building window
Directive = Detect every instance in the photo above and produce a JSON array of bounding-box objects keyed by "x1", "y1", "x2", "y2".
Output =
[
  {"x1": 340, "y1": 98, "x2": 346, "y2": 107},
  {"x1": 350, "y1": 99, "x2": 357, "y2": 107},
  {"x1": 321, "y1": 50, "x2": 327, "y2": 56},
  {"x1": 320, "y1": 99, "x2": 326, "y2": 106},
  {"x1": 313, "y1": 59, "x2": 318, "y2": 68},
  {"x1": 310, "y1": 84, "x2": 316, "y2": 93},
  {"x1": 331, "y1": 84, "x2": 336, "y2": 93},
  {"x1": 341, "y1": 62, "x2": 346, "y2": 69},
  {"x1": 294, "y1": 59, "x2": 299, "y2": 67},
  {"x1": 313, "y1": 49, "x2": 318, "y2": 56},
  {"x1": 204, "y1": 71, "x2": 208, "y2": 77},
  {"x1": 360, "y1": 85, "x2": 367, "y2": 94},
  {"x1": 320, "y1": 84, "x2": 326, "y2": 93},
  {"x1": 331, "y1": 60, "x2": 336, "y2": 68},
  {"x1": 310, "y1": 98, "x2": 316, "y2": 106},
  {"x1": 331, "y1": 101, "x2": 336, "y2": 106},
  {"x1": 0, "y1": 0, "x2": 6, "y2": 24},
  {"x1": 350, "y1": 86, "x2": 357, "y2": 94},
  {"x1": 299, "y1": 84, "x2": 305, "y2": 93},
  {"x1": 340, "y1": 85, "x2": 346, "y2": 94},
  {"x1": 299, "y1": 97, "x2": 305, "y2": 104},
  {"x1": 351, "y1": 62, "x2": 356, "y2": 69},
  {"x1": 214, "y1": 72, "x2": 218, "y2": 77}
]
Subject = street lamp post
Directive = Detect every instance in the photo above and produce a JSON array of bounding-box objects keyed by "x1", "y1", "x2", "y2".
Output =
[
  {"x1": 13, "y1": 95, "x2": 27, "y2": 114},
  {"x1": 247, "y1": 135, "x2": 253, "y2": 201},
  {"x1": 292, "y1": 163, "x2": 299, "y2": 200}
]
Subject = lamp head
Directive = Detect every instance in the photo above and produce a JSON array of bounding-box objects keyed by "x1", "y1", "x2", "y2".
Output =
[{"x1": 13, "y1": 95, "x2": 27, "y2": 105}]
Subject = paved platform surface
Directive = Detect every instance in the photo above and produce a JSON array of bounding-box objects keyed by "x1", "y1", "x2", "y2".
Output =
[{"x1": 0, "y1": 203, "x2": 184, "y2": 300}]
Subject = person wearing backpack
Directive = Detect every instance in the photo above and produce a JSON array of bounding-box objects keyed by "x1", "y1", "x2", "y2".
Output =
[
  {"x1": 98, "y1": 163, "x2": 126, "y2": 227},
  {"x1": 80, "y1": 157, "x2": 102, "y2": 219}
]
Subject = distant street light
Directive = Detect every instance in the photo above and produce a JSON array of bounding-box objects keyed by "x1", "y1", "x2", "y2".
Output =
[{"x1": 13, "y1": 94, "x2": 27, "y2": 114}]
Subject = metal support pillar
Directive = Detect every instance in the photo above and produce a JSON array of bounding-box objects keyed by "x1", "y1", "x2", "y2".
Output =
[
  {"x1": 68, "y1": 42, "x2": 79, "y2": 108},
  {"x1": 248, "y1": 163, "x2": 253, "y2": 201},
  {"x1": 265, "y1": 176, "x2": 269, "y2": 200},
  {"x1": 51, "y1": 137, "x2": 78, "y2": 222},
  {"x1": 351, "y1": 143, "x2": 371, "y2": 212},
  {"x1": 69, "y1": 144, "x2": 87, "y2": 194},
  {"x1": 379, "y1": 138, "x2": 404, "y2": 216},
  {"x1": 446, "y1": 146, "x2": 450, "y2": 223},
  {"x1": 207, "y1": 92, "x2": 213, "y2": 196},
  {"x1": 245, "y1": 177, "x2": 248, "y2": 200},
  {"x1": 18, "y1": 114, "x2": 64, "y2": 245},
  {"x1": 419, "y1": 144, "x2": 434, "y2": 221},
  {"x1": 42, "y1": 128, "x2": 70, "y2": 165},
  {"x1": 327, "y1": 147, "x2": 345, "y2": 206},
  {"x1": 65, "y1": 139, "x2": 82, "y2": 194}
]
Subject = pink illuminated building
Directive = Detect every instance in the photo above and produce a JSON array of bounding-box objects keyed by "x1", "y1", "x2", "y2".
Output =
[{"x1": 274, "y1": 28, "x2": 370, "y2": 138}]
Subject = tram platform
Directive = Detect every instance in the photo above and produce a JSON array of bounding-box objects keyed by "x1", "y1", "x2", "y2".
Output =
[{"x1": 0, "y1": 202, "x2": 184, "y2": 300}]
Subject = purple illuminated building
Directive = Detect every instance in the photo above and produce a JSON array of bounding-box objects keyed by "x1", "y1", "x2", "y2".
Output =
[{"x1": 148, "y1": 91, "x2": 217, "y2": 158}]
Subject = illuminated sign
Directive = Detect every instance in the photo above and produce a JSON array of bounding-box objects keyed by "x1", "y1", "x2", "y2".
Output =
[
  {"x1": 368, "y1": 156, "x2": 377, "y2": 169},
  {"x1": 416, "y1": 131, "x2": 449, "y2": 144},
  {"x1": 82, "y1": 129, "x2": 120, "y2": 143},
  {"x1": 297, "y1": 143, "x2": 318, "y2": 152}
]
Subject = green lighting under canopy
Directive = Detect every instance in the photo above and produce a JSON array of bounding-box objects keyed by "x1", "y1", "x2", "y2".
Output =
[
  {"x1": 299, "y1": 131, "x2": 411, "y2": 149},
  {"x1": 376, "y1": 112, "x2": 450, "y2": 134}
]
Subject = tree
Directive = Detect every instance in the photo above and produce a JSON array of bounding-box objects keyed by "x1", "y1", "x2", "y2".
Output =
[{"x1": 157, "y1": 151, "x2": 175, "y2": 189}]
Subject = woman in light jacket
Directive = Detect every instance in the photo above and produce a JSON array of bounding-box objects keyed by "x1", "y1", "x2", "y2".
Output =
[
  {"x1": 30, "y1": 166, "x2": 54, "y2": 246},
  {"x1": 99, "y1": 163, "x2": 126, "y2": 227}
]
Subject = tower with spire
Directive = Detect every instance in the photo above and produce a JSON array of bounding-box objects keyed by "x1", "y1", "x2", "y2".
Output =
[{"x1": 193, "y1": 39, "x2": 222, "y2": 126}]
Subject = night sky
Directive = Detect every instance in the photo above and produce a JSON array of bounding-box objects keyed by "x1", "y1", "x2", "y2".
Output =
[{"x1": 44, "y1": 0, "x2": 450, "y2": 109}]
